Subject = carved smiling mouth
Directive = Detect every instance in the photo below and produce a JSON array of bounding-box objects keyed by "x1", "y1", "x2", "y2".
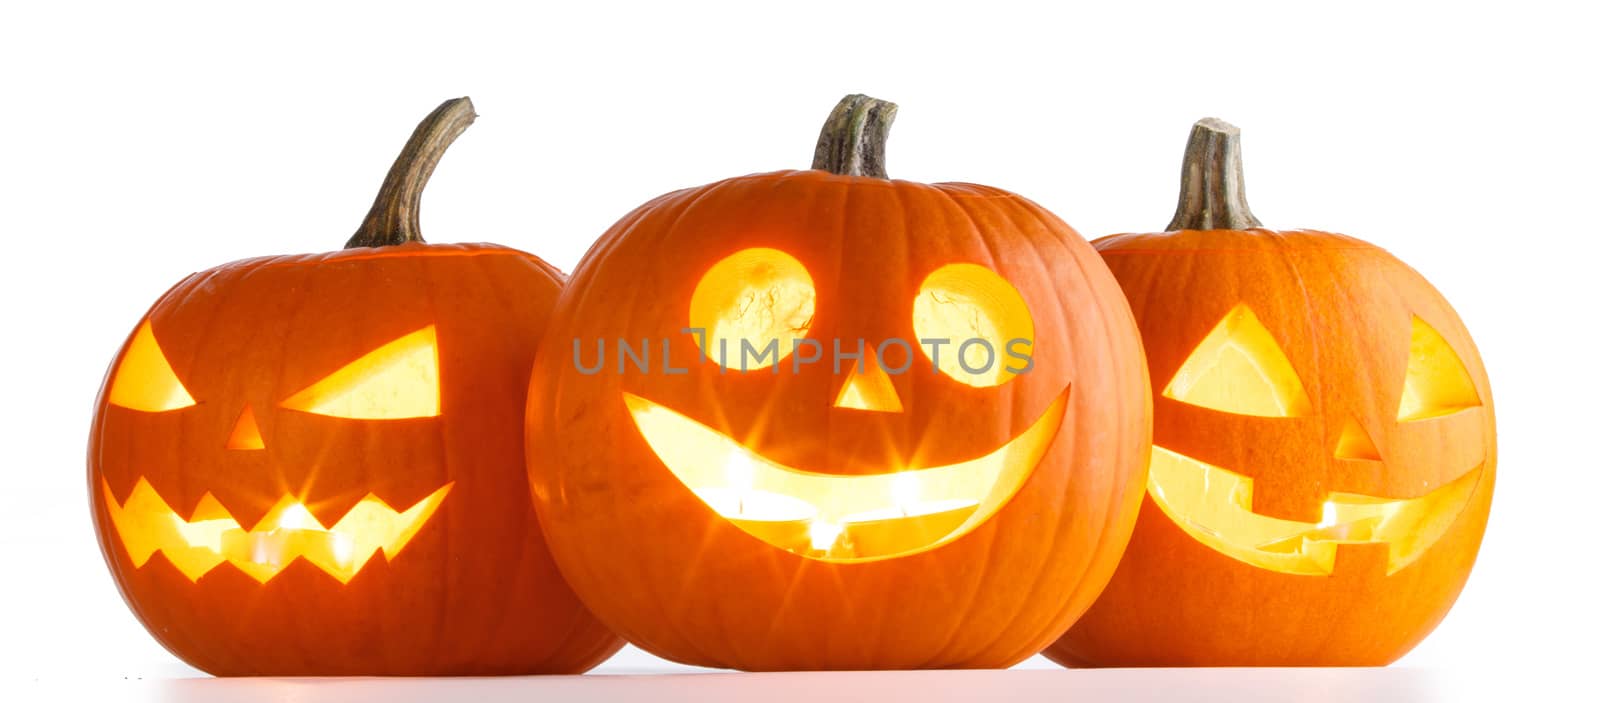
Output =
[
  {"x1": 1146, "y1": 448, "x2": 1483, "y2": 575},
  {"x1": 101, "y1": 478, "x2": 452, "y2": 584},
  {"x1": 623, "y1": 387, "x2": 1068, "y2": 562}
]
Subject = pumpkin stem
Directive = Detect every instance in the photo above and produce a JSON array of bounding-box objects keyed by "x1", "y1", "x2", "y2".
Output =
[
  {"x1": 1166, "y1": 117, "x2": 1263, "y2": 231},
  {"x1": 812, "y1": 94, "x2": 898, "y2": 179},
  {"x1": 345, "y1": 97, "x2": 477, "y2": 249}
]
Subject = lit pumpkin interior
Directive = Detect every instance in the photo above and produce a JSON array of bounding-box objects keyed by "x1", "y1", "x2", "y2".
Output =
[
  {"x1": 688, "y1": 248, "x2": 815, "y2": 372},
  {"x1": 1150, "y1": 306, "x2": 1484, "y2": 575},
  {"x1": 633, "y1": 250, "x2": 1063, "y2": 562},
  {"x1": 833, "y1": 346, "x2": 904, "y2": 412},
  {"x1": 1148, "y1": 450, "x2": 1480, "y2": 575},
  {"x1": 1397, "y1": 316, "x2": 1481, "y2": 421},
  {"x1": 1161, "y1": 304, "x2": 1309, "y2": 417},
  {"x1": 102, "y1": 478, "x2": 452, "y2": 583},
  {"x1": 107, "y1": 320, "x2": 197, "y2": 413},
  {"x1": 911, "y1": 263, "x2": 1035, "y2": 388},
  {"x1": 626, "y1": 390, "x2": 1064, "y2": 562},
  {"x1": 101, "y1": 323, "x2": 452, "y2": 583},
  {"x1": 281, "y1": 325, "x2": 442, "y2": 420}
]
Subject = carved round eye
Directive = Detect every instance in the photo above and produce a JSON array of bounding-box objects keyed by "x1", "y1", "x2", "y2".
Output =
[
  {"x1": 282, "y1": 325, "x2": 441, "y2": 419},
  {"x1": 689, "y1": 248, "x2": 816, "y2": 372},
  {"x1": 1162, "y1": 304, "x2": 1310, "y2": 417},
  {"x1": 107, "y1": 320, "x2": 197, "y2": 412},
  {"x1": 913, "y1": 263, "x2": 1035, "y2": 387}
]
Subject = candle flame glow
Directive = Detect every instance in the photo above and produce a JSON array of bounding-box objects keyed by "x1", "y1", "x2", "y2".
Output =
[
  {"x1": 808, "y1": 520, "x2": 844, "y2": 552},
  {"x1": 891, "y1": 472, "x2": 920, "y2": 517},
  {"x1": 725, "y1": 451, "x2": 756, "y2": 493},
  {"x1": 1316, "y1": 500, "x2": 1338, "y2": 529},
  {"x1": 332, "y1": 532, "x2": 354, "y2": 566},
  {"x1": 277, "y1": 503, "x2": 317, "y2": 530},
  {"x1": 622, "y1": 386, "x2": 1069, "y2": 562}
]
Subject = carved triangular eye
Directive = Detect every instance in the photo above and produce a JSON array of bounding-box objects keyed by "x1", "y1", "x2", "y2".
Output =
[
  {"x1": 282, "y1": 326, "x2": 440, "y2": 419},
  {"x1": 1163, "y1": 304, "x2": 1311, "y2": 417},
  {"x1": 1397, "y1": 317, "x2": 1480, "y2": 422},
  {"x1": 107, "y1": 320, "x2": 197, "y2": 412}
]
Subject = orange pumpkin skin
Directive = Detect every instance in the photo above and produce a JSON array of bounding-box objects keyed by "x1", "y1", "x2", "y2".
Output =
[
  {"x1": 88, "y1": 243, "x2": 623, "y2": 675},
  {"x1": 1047, "y1": 228, "x2": 1495, "y2": 666},
  {"x1": 90, "y1": 99, "x2": 621, "y2": 675},
  {"x1": 89, "y1": 243, "x2": 623, "y2": 675},
  {"x1": 527, "y1": 165, "x2": 1152, "y2": 670}
]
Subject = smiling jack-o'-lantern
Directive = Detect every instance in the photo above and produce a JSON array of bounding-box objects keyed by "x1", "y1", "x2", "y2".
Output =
[
  {"x1": 526, "y1": 95, "x2": 1151, "y2": 670},
  {"x1": 88, "y1": 98, "x2": 622, "y2": 675},
  {"x1": 1047, "y1": 119, "x2": 1495, "y2": 667}
]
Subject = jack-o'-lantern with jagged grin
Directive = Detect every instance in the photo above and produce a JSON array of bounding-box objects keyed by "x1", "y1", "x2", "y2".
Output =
[
  {"x1": 526, "y1": 95, "x2": 1153, "y2": 671},
  {"x1": 88, "y1": 99, "x2": 622, "y2": 676}
]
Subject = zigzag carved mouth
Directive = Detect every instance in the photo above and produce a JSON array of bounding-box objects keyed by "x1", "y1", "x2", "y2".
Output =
[{"x1": 101, "y1": 478, "x2": 452, "y2": 584}]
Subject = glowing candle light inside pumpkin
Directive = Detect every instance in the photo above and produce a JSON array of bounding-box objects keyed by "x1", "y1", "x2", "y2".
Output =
[
  {"x1": 892, "y1": 472, "x2": 919, "y2": 517},
  {"x1": 626, "y1": 385, "x2": 1069, "y2": 561},
  {"x1": 809, "y1": 520, "x2": 844, "y2": 552},
  {"x1": 251, "y1": 538, "x2": 274, "y2": 565},
  {"x1": 331, "y1": 532, "x2": 355, "y2": 567},
  {"x1": 695, "y1": 449, "x2": 817, "y2": 521},
  {"x1": 727, "y1": 451, "x2": 755, "y2": 514},
  {"x1": 841, "y1": 473, "x2": 981, "y2": 556},
  {"x1": 1317, "y1": 500, "x2": 1339, "y2": 529},
  {"x1": 691, "y1": 448, "x2": 820, "y2": 553},
  {"x1": 844, "y1": 473, "x2": 980, "y2": 522},
  {"x1": 278, "y1": 503, "x2": 317, "y2": 531}
]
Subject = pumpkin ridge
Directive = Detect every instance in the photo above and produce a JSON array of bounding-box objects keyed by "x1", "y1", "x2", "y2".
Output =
[
  {"x1": 986, "y1": 199, "x2": 1115, "y2": 663},
  {"x1": 1049, "y1": 118, "x2": 1495, "y2": 667},
  {"x1": 91, "y1": 98, "x2": 620, "y2": 675},
  {"x1": 991, "y1": 197, "x2": 1142, "y2": 663},
  {"x1": 526, "y1": 95, "x2": 1149, "y2": 671},
  {"x1": 624, "y1": 174, "x2": 755, "y2": 668}
]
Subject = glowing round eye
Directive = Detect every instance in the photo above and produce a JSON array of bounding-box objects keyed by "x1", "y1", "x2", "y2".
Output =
[
  {"x1": 913, "y1": 263, "x2": 1035, "y2": 387},
  {"x1": 689, "y1": 248, "x2": 816, "y2": 372}
]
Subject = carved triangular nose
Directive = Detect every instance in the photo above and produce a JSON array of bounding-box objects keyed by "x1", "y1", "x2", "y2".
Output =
[
  {"x1": 1334, "y1": 417, "x2": 1380, "y2": 461},
  {"x1": 227, "y1": 404, "x2": 265, "y2": 450},
  {"x1": 833, "y1": 348, "x2": 903, "y2": 413}
]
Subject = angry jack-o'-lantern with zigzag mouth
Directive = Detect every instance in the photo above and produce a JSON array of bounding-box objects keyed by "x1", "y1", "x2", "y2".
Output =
[
  {"x1": 525, "y1": 95, "x2": 1152, "y2": 671},
  {"x1": 1047, "y1": 119, "x2": 1496, "y2": 668},
  {"x1": 88, "y1": 99, "x2": 621, "y2": 676}
]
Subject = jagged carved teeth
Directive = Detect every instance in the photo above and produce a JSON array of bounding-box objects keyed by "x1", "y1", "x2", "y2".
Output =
[
  {"x1": 101, "y1": 478, "x2": 452, "y2": 584},
  {"x1": 1146, "y1": 447, "x2": 1482, "y2": 575}
]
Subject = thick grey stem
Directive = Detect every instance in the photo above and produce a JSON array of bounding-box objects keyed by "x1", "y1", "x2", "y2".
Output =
[
  {"x1": 811, "y1": 94, "x2": 897, "y2": 179},
  {"x1": 346, "y1": 97, "x2": 477, "y2": 248},
  {"x1": 1166, "y1": 117, "x2": 1262, "y2": 231}
]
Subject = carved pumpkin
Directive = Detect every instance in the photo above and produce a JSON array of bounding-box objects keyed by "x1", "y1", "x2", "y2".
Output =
[
  {"x1": 527, "y1": 95, "x2": 1151, "y2": 670},
  {"x1": 1047, "y1": 119, "x2": 1495, "y2": 666},
  {"x1": 88, "y1": 98, "x2": 622, "y2": 675}
]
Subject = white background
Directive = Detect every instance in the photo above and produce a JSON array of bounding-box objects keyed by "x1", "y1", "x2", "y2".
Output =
[{"x1": 2, "y1": 0, "x2": 1595, "y2": 695}]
